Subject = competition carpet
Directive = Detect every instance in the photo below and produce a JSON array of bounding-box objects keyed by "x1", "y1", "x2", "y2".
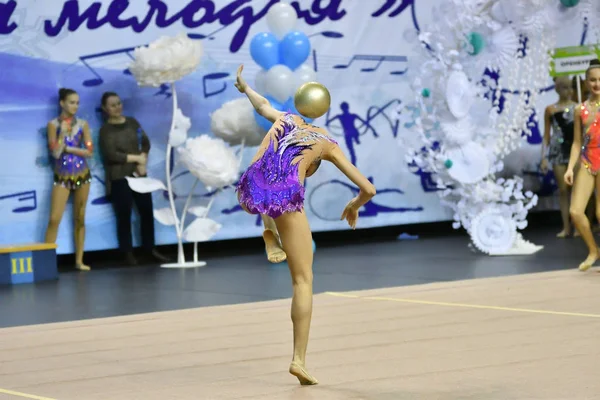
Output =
[{"x1": 1, "y1": 268, "x2": 599, "y2": 400}]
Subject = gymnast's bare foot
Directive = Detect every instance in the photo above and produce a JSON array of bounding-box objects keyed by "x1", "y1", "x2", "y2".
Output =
[
  {"x1": 289, "y1": 361, "x2": 318, "y2": 385},
  {"x1": 578, "y1": 249, "x2": 599, "y2": 271},
  {"x1": 75, "y1": 263, "x2": 91, "y2": 271},
  {"x1": 556, "y1": 229, "x2": 571, "y2": 238},
  {"x1": 263, "y1": 229, "x2": 287, "y2": 263}
]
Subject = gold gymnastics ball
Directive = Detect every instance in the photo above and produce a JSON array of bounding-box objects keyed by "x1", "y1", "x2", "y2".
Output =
[{"x1": 294, "y1": 82, "x2": 331, "y2": 119}]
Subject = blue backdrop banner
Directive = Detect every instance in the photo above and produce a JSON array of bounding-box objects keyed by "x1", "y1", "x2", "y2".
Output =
[{"x1": 0, "y1": 0, "x2": 588, "y2": 253}]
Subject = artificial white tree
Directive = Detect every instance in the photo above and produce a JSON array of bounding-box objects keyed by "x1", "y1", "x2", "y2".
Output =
[
  {"x1": 398, "y1": 0, "x2": 587, "y2": 255},
  {"x1": 125, "y1": 33, "x2": 239, "y2": 268}
]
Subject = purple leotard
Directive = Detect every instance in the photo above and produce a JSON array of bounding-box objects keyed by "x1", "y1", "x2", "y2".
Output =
[
  {"x1": 49, "y1": 117, "x2": 92, "y2": 190},
  {"x1": 236, "y1": 113, "x2": 337, "y2": 219}
]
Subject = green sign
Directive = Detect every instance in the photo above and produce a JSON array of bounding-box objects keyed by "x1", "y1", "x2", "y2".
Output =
[{"x1": 550, "y1": 45, "x2": 600, "y2": 77}]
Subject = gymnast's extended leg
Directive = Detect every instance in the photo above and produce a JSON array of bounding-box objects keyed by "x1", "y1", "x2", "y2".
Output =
[
  {"x1": 262, "y1": 215, "x2": 287, "y2": 263},
  {"x1": 274, "y1": 210, "x2": 318, "y2": 385},
  {"x1": 569, "y1": 166, "x2": 598, "y2": 270},
  {"x1": 73, "y1": 182, "x2": 91, "y2": 270}
]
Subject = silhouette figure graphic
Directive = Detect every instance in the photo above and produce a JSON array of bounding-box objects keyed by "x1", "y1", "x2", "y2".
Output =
[
  {"x1": 308, "y1": 176, "x2": 423, "y2": 221},
  {"x1": 326, "y1": 102, "x2": 378, "y2": 165}
]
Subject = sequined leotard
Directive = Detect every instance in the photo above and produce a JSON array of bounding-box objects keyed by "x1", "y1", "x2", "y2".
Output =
[
  {"x1": 236, "y1": 113, "x2": 337, "y2": 219},
  {"x1": 49, "y1": 117, "x2": 92, "y2": 189},
  {"x1": 580, "y1": 102, "x2": 600, "y2": 175},
  {"x1": 548, "y1": 102, "x2": 576, "y2": 166}
]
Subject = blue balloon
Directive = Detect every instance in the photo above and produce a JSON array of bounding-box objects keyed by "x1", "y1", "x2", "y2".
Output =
[
  {"x1": 250, "y1": 32, "x2": 280, "y2": 70},
  {"x1": 254, "y1": 96, "x2": 283, "y2": 131},
  {"x1": 283, "y1": 97, "x2": 313, "y2": 123},
  {"x1": 279, "y1": 31, "x2": 311, "y2": 71}
]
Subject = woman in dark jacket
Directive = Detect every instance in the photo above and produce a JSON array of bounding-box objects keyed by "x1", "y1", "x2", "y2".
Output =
[{"x1": 99, "y1": 92, "x2": 169, "y2": 265}]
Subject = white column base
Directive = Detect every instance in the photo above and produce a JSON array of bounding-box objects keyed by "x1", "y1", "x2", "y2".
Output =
[
  {"x1": 160, "y1": 261, "x2": 207, "y2": 269},
  {"x1": 487, "y1": 234, "x2": 544, "y2": 256}
]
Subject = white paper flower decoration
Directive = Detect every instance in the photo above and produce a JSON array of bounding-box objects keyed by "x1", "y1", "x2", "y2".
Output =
[
  {"x1": 188, "y1": 206, "x2": 208, "y2": 218},
  {"x1": 154, "y1": 207, "x2": 178, "y2": 226},
  {"x1": 210, "y1": 98, "x2": 264, "y2": 146},
  {"x1": 440, "y1": 116, "x2": 474, "y2": 146},
  {"x1": 469, "y1": 206, "x2": 517, "y2": 254},
  {"x1": 445, "y1": 70, "x2": 476, "y2": 119},
  {"x1": 128, "y1": 32, "x2": 203, "y2": 87},
  {"x1": 395, "y1": 0, "x2": 567, "y2": 255},
  {"x1": 183, "y1": 217, "x2": 222, "y2": 242},
  {"x1": 445, "y1": 142, "x2": 490, "y2": 184},
  {"x1": 125, "y1": 176, "x2": 167, "y2": 193},
  {"x1": 177, "y1": 135, "x2": 240, "y2": 189},
  {"x1": 476, "y1": 26, "x2": 519, "y2": 70}
]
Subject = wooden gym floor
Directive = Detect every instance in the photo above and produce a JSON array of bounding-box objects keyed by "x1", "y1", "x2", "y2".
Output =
[{"x1": 1, "y1": 268, "x2": 599, "y2": 400}]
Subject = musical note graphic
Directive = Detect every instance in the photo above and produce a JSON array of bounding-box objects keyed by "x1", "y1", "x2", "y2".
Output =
[
  {"x1": 334, "y1": 55, "x2": 408, "y2": 75},
  {"x1": 0, "y1": 190, "x2": 37, "y2": 213},
  {"x1": 78, "y1": 46, "x2": 136, "y2": 87},
  {"x1": 203, "y1": 72, "x2": 230, "y2": 98},
  {"x1": 305, "y1": 30, "x2": 343, "y2": 73}
]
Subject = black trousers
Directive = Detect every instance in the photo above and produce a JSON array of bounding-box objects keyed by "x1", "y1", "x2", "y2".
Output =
[{"x1": 110, "y1": 178, "x2": 155, "y2": 253}]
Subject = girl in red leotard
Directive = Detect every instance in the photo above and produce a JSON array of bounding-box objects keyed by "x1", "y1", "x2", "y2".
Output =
[{"x1": 564, "y1": 59, "x2": 600, "y2": 271}]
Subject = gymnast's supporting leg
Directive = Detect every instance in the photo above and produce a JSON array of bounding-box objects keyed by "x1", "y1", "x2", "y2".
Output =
[
  {"x1": 73, "y1": 183, "x2": 91, "y2": 270},
  {"x1": 569, "y1": 167, "x2": 599, "y2": 270},
  {"x1": 274, "y1": 211, "x2": 318, "y2": 385},
  {"x1": 262, "y1": 214, "x2": 287, "y2": 263}
]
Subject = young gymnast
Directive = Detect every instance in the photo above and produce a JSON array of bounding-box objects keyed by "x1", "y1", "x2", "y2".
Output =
[
  {"x1": 564, "y1": 59, "x2": 600, "y2": 271},
  {"x1": 234, "y1": 64, "x2": 376, "y2": 384},
  {"x1": 44, "y1": 88, "x2": 93, "y2": 271},
  {"x1": 541, "y1": 76, "x2": 577, "y2": 237}
]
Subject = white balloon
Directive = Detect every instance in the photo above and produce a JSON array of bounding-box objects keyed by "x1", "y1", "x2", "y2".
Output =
[
  {"x1": 294, "y1": 64, "x2": 317, "y2": 90},
  {"x1": 255, "y1": 69, "x2": 268, "y2": 94},
  {"x1": 266, "y1": 2, "x2": 298, "y2": 39},
  {"x1": 265, "y1": 65, "x2": 296, "y2": 103}
]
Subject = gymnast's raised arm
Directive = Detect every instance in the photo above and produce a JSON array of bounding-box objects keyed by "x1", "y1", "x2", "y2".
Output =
[{"x1": 234, "y1": 64, "x2": 284, "y2": 123}]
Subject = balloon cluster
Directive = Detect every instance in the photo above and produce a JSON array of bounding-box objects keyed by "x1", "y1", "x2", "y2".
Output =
[{"x1": 249, "y1": 2, "x2": 317, "y2": 130}]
